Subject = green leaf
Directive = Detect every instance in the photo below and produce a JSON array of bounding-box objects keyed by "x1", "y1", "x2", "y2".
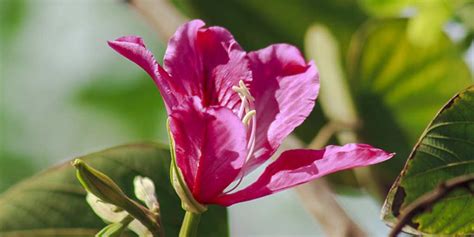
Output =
[
  {"x1": 382, "y1": 85, "x2": 474, "y2": 235},
  {"x1": 348, "y1": 19, "x2": 472, "y2": 185},
  {"x1": 0, "y1": 143, "x2": 228, "y2": 237}
]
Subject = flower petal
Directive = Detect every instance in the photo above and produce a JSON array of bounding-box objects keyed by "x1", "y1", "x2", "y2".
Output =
[
  {"x1": 133, "y1": 176, "x2": 158, "y2": 210},
  {"x1": 197, "y1": 26, "x2": 252, "y2": 110},
  {"x1": 108, "y1": 36, "x2": 178, "y2": 112},
  {"x1": 164, "y1": 20, "x2": 251, "y2": 110},
  {"x1": 163, "y1": 20, "x2": 205, "y2": 99},
  {"x1": 169, "y1": 97, "x2": 248, "y2": 203},
  {"x1": 244, "y1": 44, "x2": 319, "y2": 172},
  {"x1": 215, "y1": 144, "x2": 394, "y2": 206}
]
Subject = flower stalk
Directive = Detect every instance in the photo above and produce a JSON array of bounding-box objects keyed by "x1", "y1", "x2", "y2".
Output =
[{"x1": 179, "y1": 211, "x2": 202, "y2": 237}]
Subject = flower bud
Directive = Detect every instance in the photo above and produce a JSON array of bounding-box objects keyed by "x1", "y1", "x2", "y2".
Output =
[{"x1": 73, "y1": 159, "x2": 129, "y2": 208}]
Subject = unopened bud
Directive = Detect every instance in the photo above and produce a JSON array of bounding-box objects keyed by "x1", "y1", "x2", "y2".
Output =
[{"x1": 73, "y1": 159, "x2": 129, "y2": 207}]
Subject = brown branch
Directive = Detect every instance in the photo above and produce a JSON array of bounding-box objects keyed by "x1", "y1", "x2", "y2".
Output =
[{"x1": 389, "y1": 174, "x2": 474, "y2": 237}]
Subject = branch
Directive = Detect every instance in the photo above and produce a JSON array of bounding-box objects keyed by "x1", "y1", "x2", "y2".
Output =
[{"x1": 389, "y1": 174, "x2": 474, "y2": 237}]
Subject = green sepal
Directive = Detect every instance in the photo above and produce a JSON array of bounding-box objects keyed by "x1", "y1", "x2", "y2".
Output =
[{"x1": 167, "y1": 119, "x2": 208, "y2": 214}]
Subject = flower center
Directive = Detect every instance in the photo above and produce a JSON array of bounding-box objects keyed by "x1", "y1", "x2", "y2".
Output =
[
  {"x1": 224, "y1": 81, "x2": 257, "y2": 194},
  {"x1": 232, "y1": 80, "x2": 257, "y2": 162}
]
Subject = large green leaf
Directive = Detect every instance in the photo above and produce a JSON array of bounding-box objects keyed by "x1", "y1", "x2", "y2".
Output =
[
  {"x1": 348, "y1": 19, "x2": 472, "y2": 186},
  {"x1": 0, "y1": 143, "x2": 228, "y2": 237},
  {"x1": 382, "y1": 85, "x2": 474, "y2": 235}
]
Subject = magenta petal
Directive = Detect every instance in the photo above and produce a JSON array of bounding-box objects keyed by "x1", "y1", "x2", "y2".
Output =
[
  {"x1": 164, "y1": 20, "x2": 205, "y2": 99},
  {"x1": 108, "y1": 36, "x2": 177, "y2": 112},
  {"x1": 196, "y1": 26, "x2": 252, "y2": 110},
  {"x1": 215, "y1": 144, "x2": 394, "y2": 206},
  {"x1": 244, "y1": 44, "x2": 319, "y2": 172},
  {"x1": 169, "y1": 97, "x2": 248, "y2": 203},
  {"x1": 164, "y1": 20, "x2": 251, "y2": 110}
]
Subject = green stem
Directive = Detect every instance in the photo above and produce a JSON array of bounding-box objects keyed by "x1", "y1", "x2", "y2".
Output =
[{"x1": 179, "y1": 211, "x2": 201, "y2": 237}]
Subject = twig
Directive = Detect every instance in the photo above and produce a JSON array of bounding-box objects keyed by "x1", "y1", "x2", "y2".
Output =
[{"x1": 388, "y1": 174, "x2": 474, "y2": 237}]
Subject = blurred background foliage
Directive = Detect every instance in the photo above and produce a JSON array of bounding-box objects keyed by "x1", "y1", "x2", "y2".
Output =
[{"x1": 0, "y1": 0, "x2": 472, "y2": 236}]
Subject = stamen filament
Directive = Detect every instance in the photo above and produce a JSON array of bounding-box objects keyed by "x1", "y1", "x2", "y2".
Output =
[{"x1": 225, "y1": 80, "x2": 258, "y2": 195}]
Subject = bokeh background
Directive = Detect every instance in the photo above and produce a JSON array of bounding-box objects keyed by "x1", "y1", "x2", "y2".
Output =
[{"x1": 1, "y1": 0, "x2": 473, "y2": 236}]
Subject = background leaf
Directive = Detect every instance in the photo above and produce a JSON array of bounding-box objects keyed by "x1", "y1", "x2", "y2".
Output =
[
  {"x1": 0, "y1": 143, "x2": 228, "y2": 237},
  {"x1": 382, "y1": 85, "x2": 474, "y2": 235},
  {"x1": 347, "y1": 19, "x2": 472, "y2": 187}
]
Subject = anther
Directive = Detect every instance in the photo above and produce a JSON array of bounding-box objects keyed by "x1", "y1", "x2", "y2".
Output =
[{"x1": 242, "y1": 110, "x2": 256, "y2": 125}]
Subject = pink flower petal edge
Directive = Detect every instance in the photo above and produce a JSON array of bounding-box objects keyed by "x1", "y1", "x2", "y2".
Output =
[
  {"x1": 214, "y1": 144, "x2": 395, "y2": 206},
  {"x1": 107, "y1": 36, "x2": 177, "y2": 112},
  {"x1": 244, "y1": 44, "x2": 319, "y2": 174}
]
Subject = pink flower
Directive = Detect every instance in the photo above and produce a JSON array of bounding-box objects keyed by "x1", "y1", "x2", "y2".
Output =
[{"x1": 108, "y1": 20, "x2": 394, "y2": 207}]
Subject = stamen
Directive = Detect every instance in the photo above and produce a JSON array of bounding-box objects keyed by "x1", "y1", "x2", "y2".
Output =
[
  {"x1": 238, "y1": 80, "x2": 255, "y2": 101},
  {"x1": 224, "y1": 80, "x2": 258, "y2": 195},
  {"x1": 242, "y1": 110, "x2": 256, "y2": 125}
]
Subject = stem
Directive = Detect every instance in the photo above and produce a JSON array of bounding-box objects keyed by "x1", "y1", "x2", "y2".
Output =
[{"x1": 179, "y1": 211, "x2": 201, "y2": 237}]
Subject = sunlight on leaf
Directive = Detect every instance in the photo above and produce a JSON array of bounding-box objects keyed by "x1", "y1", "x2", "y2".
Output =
[
  {"x1": 382, "y1": 85, "x2": 474, "y2": 235},
  {"x1": 348, "y1": 19, "x2": 472, "y2": 185}
]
